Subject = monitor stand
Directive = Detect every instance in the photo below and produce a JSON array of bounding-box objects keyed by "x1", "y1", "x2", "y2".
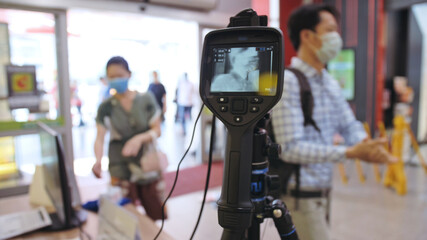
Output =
[{"x1": 44, "y1": 209, "x2": 88, "y2": 231}]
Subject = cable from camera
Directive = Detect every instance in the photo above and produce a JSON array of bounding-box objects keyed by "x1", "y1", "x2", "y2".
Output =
[
  {"x1": 74, "y1": 211, "x2": 91, "y2": 240},
  {"x1": 189, "y1": 114, "x2": 216, "y2": 239},
  {"x1": 153, "y1": 104, "x2": 205, "y2": 240},
  {"x1": 78, "y1": 222, "x2": 91, "y2": 240}
]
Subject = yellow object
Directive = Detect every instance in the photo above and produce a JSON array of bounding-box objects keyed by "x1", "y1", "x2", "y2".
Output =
[
  {"x1": 338, "y1": 163, "x2": 348, "y2": 184},
  {"x1": 377, "y1": 122, "x2": 389, "y2": 150},
  {"x1": 0, "y1": 137, "x2": 18, "y2": 178},
  {"x1": 355, "y1": 160, "x2": 366, "y2": 183},
  {"x1": 404, "y1": 121, "x2": 427, "y2": 174},
  {"x1": 363, "y1": 122, "x2": 382, "y2": 183},
  {"x1": 383, "y1": 116, "x2": 407, "y2": 195}
]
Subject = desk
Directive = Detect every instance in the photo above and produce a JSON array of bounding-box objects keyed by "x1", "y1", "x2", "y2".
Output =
[{"x1": 0, "y1": 194, "x2": 173, "y2": 240}]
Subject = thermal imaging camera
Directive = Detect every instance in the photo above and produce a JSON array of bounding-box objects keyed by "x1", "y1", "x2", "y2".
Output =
[
  {"x1": 199, "y1": 9, "x2": 286, "y2": 239},
  {"x1": 200, "y1": 27, "x2": 284, "y2": 128}
]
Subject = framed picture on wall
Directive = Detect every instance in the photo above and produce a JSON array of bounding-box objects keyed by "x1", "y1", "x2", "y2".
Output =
[
  {"x1": 327, "y1": 48, "x2": 356, "y2": 101},
  {"x1": 6, "y1": 65, "x2": 37, "y2": 97}
]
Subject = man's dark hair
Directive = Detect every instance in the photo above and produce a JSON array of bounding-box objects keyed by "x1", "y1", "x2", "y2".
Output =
[
  {"x1": 106, "y1": 56, "x2": 130, "y2": 72},
  {"x1": 287, "y1": 4, "x2": 340, "y2": 50}
]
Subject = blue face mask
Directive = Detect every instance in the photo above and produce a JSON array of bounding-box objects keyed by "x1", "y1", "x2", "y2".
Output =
[{"x1": 109, "y1": 78, "x2": 129, "y2": 94}]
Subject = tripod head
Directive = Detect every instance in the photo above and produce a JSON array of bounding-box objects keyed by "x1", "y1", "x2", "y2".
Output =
[{"x1": 227, "y1": 9, "x2": 268, "y2": 27}]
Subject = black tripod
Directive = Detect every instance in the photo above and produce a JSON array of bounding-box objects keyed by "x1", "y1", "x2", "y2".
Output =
[
  {"x1": 218, "y1": 114, "x2": 298, "y2": 240},
  {"x1": 246, "y1": 117, "x2": 298, "y2": 240}
]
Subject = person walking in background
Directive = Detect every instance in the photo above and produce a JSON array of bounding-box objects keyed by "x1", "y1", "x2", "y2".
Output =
[
  {"x1": 176, "y1": 72, "x2": 194, "y2": 136},
  {"x1": 173, "y1": 87, "x2": 179, "y2": 123},
  {"x1": 70, "y1": 81, "x2": 85, "y2": 127},
  {"x1": 92, "y1": 56, "x2": 166, "y2": 220},
  {"x1": 147, "y1": 71, "x2": 167, "y2": 121}
]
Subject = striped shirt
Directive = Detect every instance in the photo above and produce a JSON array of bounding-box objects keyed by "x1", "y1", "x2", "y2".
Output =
[{"x1": 271, "y1": 57, "x2": 366, "y2": 189}]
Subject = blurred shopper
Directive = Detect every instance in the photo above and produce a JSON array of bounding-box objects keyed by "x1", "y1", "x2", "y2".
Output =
[
  {"x1": 70, "y1": 81, "x2": 84, "y2": 127},
  {"x1": 270, "y1": 4, "x2": 396, "y2": 240},
  {"x1": 173, "y1": 88, "x2": 179, "y2": 123},
  {"x1": 98, "y1": 76, "x2": 111, "y2": 104},
  {"x1": 176, "y1": 73, "x2": 195, "y2": 136},
  {"x1": 147, "y1": 71, "x2": 167, "y2": 121},
  {"x1": 92, "y1": 56, "x2": 166, "y2": 220}
]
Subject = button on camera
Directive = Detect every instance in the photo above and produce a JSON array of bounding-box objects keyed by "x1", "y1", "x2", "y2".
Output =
[
  {"x1": 234, "y1": 116, "x2": 243, "y2": 123},
  {"x1": 231, "y1": 98, "x2": 247, "y2": 114},
  {"x1": 217, "y1": 97, "x2": 229, "y2": 103},
  {"x1": 250, "y1": 106, "x2": 259, "y2": 112},
  {"x1": 251, "y1": 97, "x2": 263, "y2": 104}
]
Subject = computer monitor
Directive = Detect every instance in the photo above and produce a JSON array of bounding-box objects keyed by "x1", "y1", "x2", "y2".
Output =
[{"x1": 38, "y1": 122, "x2": 87, "y2": 230}]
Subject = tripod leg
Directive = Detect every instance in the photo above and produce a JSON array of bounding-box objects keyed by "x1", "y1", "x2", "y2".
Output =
[
  {"x1": 248, "y1": 220, "x2": 260, "y2": 240},
  {"x1": 221, "y1": 229, "x2": 246, "y2": 240},
  {"x1": 271, "y1": 200, "x2": 299, "y2": 240}
]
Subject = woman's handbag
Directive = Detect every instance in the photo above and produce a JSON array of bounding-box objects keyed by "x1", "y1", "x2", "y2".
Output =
[{"x1": 140, "y1": 131, "x2": 169, "y2": 172}]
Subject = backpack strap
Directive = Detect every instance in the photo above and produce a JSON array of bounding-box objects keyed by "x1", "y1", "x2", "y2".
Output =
[
  {"x1": 286, "y1": 67, "x2": 322, "y2": 203},
  {"x1": 286, "y1": 67, "x2": 321, "y2": 133},
  {"x1": 267, "y1": 67, "x2": 322, "y2": 199}
]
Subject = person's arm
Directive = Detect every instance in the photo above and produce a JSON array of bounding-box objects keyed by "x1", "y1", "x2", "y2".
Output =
[
  {"x1": 345, "y1": 138, "x2": 395, "y2": 163},
  {"x1": 92, "y1": 123, "x2": 107, "y2": 178},
  {"x1": 272, "y1": 73, "x2": 396, "y2": 165},
  {"x1": 121, "y1": 118, "x2": 161, "y2": 157},
  {"x1": 122, "y1": 93, "x2": 162, "y2": 157},
  {"x1": 329, "y1": 78, "x2": 397, "y2": 163}
]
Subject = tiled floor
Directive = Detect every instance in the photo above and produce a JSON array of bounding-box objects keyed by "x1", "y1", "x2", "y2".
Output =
[{"x1": 160, "y1": 162, "x2": 427, "y2": 240}]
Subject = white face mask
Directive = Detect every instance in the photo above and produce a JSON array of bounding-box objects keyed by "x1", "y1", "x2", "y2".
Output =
[{"x1": 315, "y1": 32, "x2": 343, "y2": 64}]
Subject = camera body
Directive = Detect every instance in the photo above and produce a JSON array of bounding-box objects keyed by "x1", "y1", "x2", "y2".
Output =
[
  {"x1": 200, "y1": 27, "x2": 284, "y2": 129},
  {"x1": 200, "y1": 24, "x2": 284, "y2": 238}
]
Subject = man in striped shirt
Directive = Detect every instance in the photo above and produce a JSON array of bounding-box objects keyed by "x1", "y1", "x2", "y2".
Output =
[{"x1": 271, "y1": 4, "x2": 396, "y2": 240}]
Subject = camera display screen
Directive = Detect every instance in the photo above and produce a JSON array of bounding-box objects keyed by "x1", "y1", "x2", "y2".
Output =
[{"x1": 209, "y1": 46, "x2": 277, "y2": 96}]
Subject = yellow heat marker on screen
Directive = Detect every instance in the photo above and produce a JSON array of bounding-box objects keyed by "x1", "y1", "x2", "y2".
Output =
[
  {"x1": 258, "y1": 73, "x2": 278, "y2": 96},
  {"x1": 363, "y1": 122, "x2": 382, "y2": 183}
]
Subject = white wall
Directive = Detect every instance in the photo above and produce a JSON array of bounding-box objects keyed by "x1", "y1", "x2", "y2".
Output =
[{"x1": 413, "y1": 3, "x2": 427, "y2": 140}]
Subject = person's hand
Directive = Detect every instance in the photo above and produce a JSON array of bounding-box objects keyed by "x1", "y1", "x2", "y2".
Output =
[
  {"x1": 122, "y1": 135, "x2": 143, "y2": 157},
  {"x1": 346, "y1": 138, "x2": 398, "y2": 164},
  {"x1": 92, "y1": 162, "x2": 102, "y2": 178}
]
